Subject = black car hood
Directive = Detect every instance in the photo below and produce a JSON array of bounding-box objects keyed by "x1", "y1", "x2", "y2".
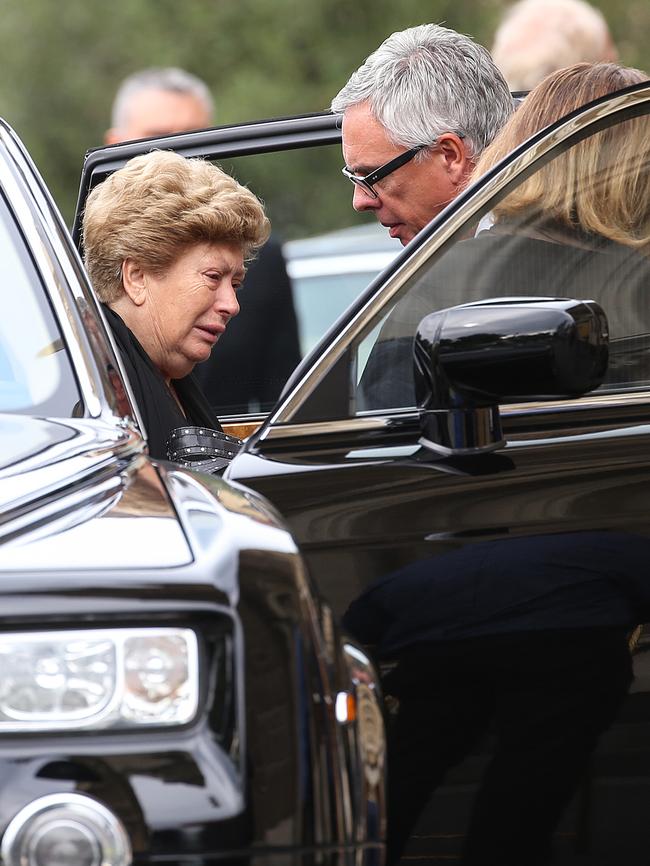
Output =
[
  {"x1": 0, "y1": 413, "x2": 196, "y2": 571},
  {"x1": 0, "y1": 413, "x2": 141, "y2": 511},
  {"x1": 0, "y1": 414, "x2": 298, "y2": 588}
]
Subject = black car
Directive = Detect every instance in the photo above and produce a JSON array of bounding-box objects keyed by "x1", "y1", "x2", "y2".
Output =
[
  {"x1": 76, "y1": 81, "x2": 650, "y2": 863},
  {"x1": 0, "y1": 121, "x2": 385, "y2": 866}
]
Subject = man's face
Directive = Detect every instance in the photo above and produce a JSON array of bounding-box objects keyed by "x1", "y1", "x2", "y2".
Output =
[
  {"x1": 341, "y1": 102, "x2": 471, "y2": 246},
  {"x1": 105, "y1": 89, "x2": 211, "y2": 144}
]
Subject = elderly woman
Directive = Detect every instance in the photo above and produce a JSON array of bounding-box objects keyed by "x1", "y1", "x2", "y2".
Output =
[{"x1": 82, "y1": 150, "x2": 269, "y2": 465}]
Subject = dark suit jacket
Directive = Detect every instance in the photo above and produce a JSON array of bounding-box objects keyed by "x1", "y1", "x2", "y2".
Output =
[
  {"x1": 343, "y1": 531, "x2": 650, "y2": 657},
  {"x1": 103, "y1": 305, "x2": 220, "y2": 460}
]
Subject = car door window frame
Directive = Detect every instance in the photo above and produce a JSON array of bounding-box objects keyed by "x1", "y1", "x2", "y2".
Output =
[
  {"x1": 71, "y1": 85, "x2": 650, "y2": 452},
  {"x1": 253, "y1": 81, "x2": 650, "y2": 449}
]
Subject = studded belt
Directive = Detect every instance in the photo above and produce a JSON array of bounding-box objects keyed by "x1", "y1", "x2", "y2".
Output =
[{"x1": 166, "y1": 425, "x2": 242, "y2": 474}]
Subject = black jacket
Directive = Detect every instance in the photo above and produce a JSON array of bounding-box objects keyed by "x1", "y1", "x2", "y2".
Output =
[
  {"x1": 195, "y1": 236, "x2": 301, "y2": 414},
  {"x1": 343, "y1": 531, "x2": 650, "y2": 657},
  {"x1": 103, "y1": 305, "x2": 220, "y2": 460}
]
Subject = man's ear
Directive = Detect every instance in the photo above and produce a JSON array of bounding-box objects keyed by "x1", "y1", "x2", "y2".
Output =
[
  {"x1": 121, "y1": 259, "x2": 147, "y2": 305},
  {"x1": 437, "y1": 133, "x2": 472, "y2": 186}
]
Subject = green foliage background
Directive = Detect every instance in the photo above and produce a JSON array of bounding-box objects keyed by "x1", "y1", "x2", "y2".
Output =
[{"x1": 0, "y1": 0, "x2": 646, "y2": 232}]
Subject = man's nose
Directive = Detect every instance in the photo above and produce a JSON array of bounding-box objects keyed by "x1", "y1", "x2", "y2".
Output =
[{"x1": 353, "y1": 184, "x2": 380, "y2": 212}]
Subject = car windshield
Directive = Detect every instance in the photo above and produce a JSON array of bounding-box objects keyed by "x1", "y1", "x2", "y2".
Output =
[{"x1": 0, "y1": 193, "x2": 80, "y2": 416}]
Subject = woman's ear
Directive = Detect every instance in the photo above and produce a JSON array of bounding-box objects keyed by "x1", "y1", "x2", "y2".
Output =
[{"x1": 121, "y1": 258, "x2": 147, "y2": 306}]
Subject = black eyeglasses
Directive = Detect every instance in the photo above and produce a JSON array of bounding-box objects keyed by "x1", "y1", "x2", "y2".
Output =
[{"x1": 341, "y1": 144, "x2": 426, "y2": 198}]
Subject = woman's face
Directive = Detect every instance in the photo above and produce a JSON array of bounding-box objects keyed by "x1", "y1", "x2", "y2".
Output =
[{"x1": 128, "y1": 241, "x2": 244, "y2": 382}]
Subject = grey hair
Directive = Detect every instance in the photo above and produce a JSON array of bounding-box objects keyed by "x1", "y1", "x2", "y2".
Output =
[
  {"x1": 111, "y1": 67, "x2": 214, "y2": 128},
  {"x1": 330, "y1": 23, "x2": 514, "y2": 158}
]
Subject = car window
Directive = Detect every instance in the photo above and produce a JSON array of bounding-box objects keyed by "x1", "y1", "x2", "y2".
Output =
[
  {"x1": 351, "y1": 109, "x2": 650, "y2": 413},
  {"x1": 285, "y1": 223, "x2": 401, "y2": 356},
  {"x1": 0, "y1": 194, "x2": 80, "y2": 417}
]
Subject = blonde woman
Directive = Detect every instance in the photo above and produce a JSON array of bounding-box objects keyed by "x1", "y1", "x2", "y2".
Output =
[
  {"x1": 453, "y1": 62, "x2": 650, "y2": 380},
  {"x1": 473, "y1": 62, "x2": 650, "y2": 252}
]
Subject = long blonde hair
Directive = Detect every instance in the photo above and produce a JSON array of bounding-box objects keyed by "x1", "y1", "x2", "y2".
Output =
[{"x1": 473, "y1": 63, "x2": 650, "y2": 250}]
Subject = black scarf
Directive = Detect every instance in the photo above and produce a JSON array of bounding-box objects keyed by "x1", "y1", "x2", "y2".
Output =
[{"x1": 102, "y1": 305, "x2": 222, "y2": 460}]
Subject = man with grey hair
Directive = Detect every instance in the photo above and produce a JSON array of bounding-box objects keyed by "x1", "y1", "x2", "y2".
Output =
[
  {"x1": 105, "y1": 67, "x2": 214, "y2": 144},
  {"x1": 491, "y1": 0, "x2": 618, "y2": 92},
  {"x1": 331, "y1": 24, "x2": 514, "y2": 246}
]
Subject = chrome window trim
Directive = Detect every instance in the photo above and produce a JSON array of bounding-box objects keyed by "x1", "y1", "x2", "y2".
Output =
[
  {"x1": 0, "y1": 123, "x2": 147, "y2": 439},
  {"x1": 267, "y1": 84, "x2": 650, "y2": 428},
  {"x1": 0, "y1": 128, "x2": 104, "y2": 419},
  {"x1": 503, "y1": 389, "x2": 650, "y2": 416},
  {"x1": 256, "y1": 390, "x2": 650, "y2": 447},
  {"x1": 259, "y1": 416, "x2": 402, "y2": 441}
]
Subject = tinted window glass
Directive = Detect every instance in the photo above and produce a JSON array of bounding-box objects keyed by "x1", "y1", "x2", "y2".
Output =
[{"x1": 352, "y1": 111, "x2": 650, "y2": 413}]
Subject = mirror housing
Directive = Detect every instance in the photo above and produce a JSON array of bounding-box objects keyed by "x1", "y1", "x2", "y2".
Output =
[{"x1": 414, "y1": 298, "x2": 608, "y2": 454}]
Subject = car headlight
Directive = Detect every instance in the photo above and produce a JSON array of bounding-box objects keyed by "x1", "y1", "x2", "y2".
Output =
[
  {"x1": 1, "y1": 793, "x2": 131, "y2": 866},
  {"x1": 0, "y1": 628, "x2": 199, "y2": 731}
]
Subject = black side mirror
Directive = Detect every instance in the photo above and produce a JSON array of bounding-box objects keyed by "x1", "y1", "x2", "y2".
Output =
[{"x1": 414, "y1": 298, "x2": 608, "y2": 454}]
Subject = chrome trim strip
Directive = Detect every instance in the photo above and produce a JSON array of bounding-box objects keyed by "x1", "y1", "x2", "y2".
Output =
[
  {"x1": 269, "y1": 85, "x2": 650, "y2": 426},
  {"x1": 0, "y1": 129, "x2": 104, "y2": 418},
  {"x1": 258, "y1": 416, "x2": 399, "y2": 441},
  {"x1": 257, "y1": 388, "x2": 650, "y2": 446},
  {"x1": 503, "y1": 390, "x2": 650, "y2": 415}
]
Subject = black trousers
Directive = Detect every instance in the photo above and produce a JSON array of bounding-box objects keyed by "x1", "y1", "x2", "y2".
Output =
[{"x1": 382, "y1": 628, "x2": 634, "y2": 866}]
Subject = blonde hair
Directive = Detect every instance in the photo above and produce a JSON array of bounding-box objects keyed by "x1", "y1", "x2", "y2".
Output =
[
  {"x1": 82, "y1": 150, "x2": 270, "y2": 303},
  {"x1": 473, "y1": 63, "x2": 650, "y2": 250}
]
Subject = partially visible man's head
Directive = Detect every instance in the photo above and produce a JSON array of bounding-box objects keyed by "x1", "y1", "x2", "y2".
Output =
[
  {"x1": 491, "y1": 0, "x2": 618, "y2": 92},
  {"x1": 331, "y1": 23, "x2": 513, "y2": 245},
  {"x1": 105, "y1": 67, "x2": 214, "y2": 144}
]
